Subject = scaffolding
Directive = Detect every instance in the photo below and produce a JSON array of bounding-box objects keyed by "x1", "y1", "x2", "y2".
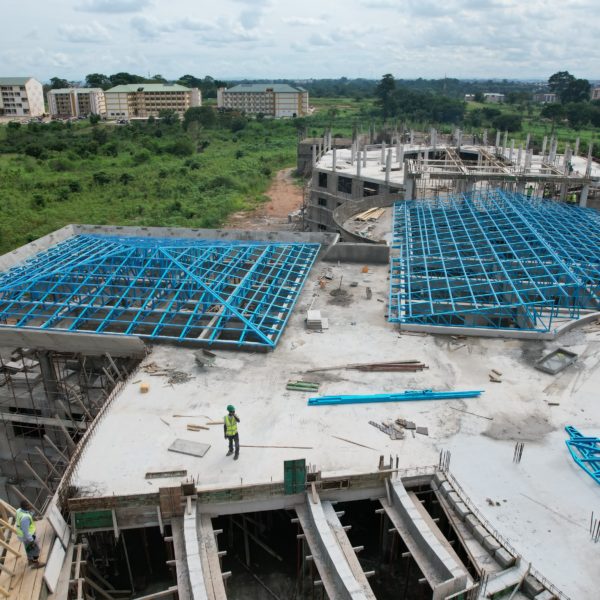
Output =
[
  {"x1": 0, "y1": 235, "x2": 320, "y2": 350},
  {"x1": 389, "y1": 189, "x2": 600, "y2": 332}
]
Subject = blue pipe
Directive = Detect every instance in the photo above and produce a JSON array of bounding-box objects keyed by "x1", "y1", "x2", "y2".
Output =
[{"x1": 308, "y1": 389, "x2": 483, "y2": 406}]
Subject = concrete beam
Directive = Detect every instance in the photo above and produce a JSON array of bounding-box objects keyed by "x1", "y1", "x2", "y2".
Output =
[
  {"x1": 297, "y1": 492, "x2": 375, "y2": 600},
  {"x1": 182, "y1": 501, "x2": 209, "y2": 600},
  {"x1": 383, "y1": 479, "x2": 468, "y2": 600}
]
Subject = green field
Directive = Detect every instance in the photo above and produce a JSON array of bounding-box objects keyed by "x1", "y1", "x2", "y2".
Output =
[{"x1": 0, "y1": 118, "x2": 299, "y2": 254}]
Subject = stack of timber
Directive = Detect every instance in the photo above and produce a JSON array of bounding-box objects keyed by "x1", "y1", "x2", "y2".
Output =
[
  {"x1": 354, "y1": 207, "x2": 385, "y2": 221},
  {"x1": 306, "y1": 359, "x2": 427, "y2": 373}
]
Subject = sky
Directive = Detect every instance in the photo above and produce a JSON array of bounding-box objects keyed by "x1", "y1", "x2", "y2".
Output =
[{"x1": 3, "y1": 0, "x2": 599, "y2": 82}]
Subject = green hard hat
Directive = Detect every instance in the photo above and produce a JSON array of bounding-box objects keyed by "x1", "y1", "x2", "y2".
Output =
[{"x1": 227, "y1": 405, "x2": 235, "y2": 412}]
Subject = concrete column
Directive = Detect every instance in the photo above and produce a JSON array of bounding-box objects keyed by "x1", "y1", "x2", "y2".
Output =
[
  {"x1": 541, "y1": 136, "x2": 547, "y2": 158},
  {"x1": 396, "y1": 137, "x2": 401, "y2": 164},
  {"x1": 580, "y1": 184, "x2": 589, "y2": 207},
  {"x1": 517, "y1": 144, "x2": 523, "y2": 167},
  {"x1": 563, "y1": 143, "x2": 570, "y2": 167},
  {"x1": 431, "y1": 127, "x2": 437, "y2": 151},
  {"x1": 404, "y1": 175, "x2": 415, "y2": 200},
  {"x1": 525, "y1": 133, "x2": 530, "y2": 151},
  {"x1": 524, "y1": 150, "x2": 533, "y2": 170},
  {"x1": 585, "y1": 143, "x2": 593, "y2": 177},
  {"x1": 363, "y1": 146, "x2": 367, "y2": 167},
  {"x1": 482, "y1": 129, "x2": 488, "y2": 146},
  {"x1": 332, "y1": 147, "x2": 337, "y2": 173},
  {"x1": 509, "y1": 140, "x2": 515, "y2": 162},
  {"x1": 457, "y1": 129, "x2": 462, "y2": 151},
  {"x1": 350, "y1": 142, "x2": 355, "y2": 166},
  {"x1": 574, "y1": 137, "x2": 580, "y2": 157},
  {"x1": 312, "y1": 144, "x2": 317, "y2": 167},
  {"x1": 357, "y1": 151, "x2": 361, "y2": 177},
  {"x1": 380, "y1": 141, "x2": 386, "y2": 165},
  {"x1": 495, "y1": 131, "x2": 501, "y2": 148},
  {"x1": 503, "y1": 131, "x2": 508, "y2": 155},
  {"x1": 385, "y1": 149, "x2": 392, "y2": 184},
  {"x1": 410, "y1": 130, "x2": 414, "y2": 145}
]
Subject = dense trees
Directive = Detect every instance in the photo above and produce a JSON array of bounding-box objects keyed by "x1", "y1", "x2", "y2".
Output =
[{"x1": 548, "y1": 71, "x2": 591, "y2": 103}]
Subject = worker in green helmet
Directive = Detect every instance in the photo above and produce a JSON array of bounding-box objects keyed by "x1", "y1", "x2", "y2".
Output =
[
  {"x1": 224, "y1": 405, "x2": 240, "y2": 460},
  {"x1": 15, "y1": 500, "x2": 45, "y2": 567}
]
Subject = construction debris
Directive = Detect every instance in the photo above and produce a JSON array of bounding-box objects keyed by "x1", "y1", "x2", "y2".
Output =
[
  {"x1": 330, "y1": 435, "x2": 378, "y2": 450},
  {"x1": 535, "y1": 348, "x2": 578, "y2": 375},
  {"x1": 306, "y1": 309, "x2": 329, "y2": 331},
  {"x1": 489, "y1": 369, "x2": 503, "y2": 383},
  {"x1": 355, "y1": 207, "x2": 385, "y2": 222},
  {"x1": 140, "y1": 382, "x2": 150, "y2": 393},
  {"x1": 306, "y1": 359, "x2": 427, "y2": 373},
  {"x1": 308, "y1": 389, "x2": 483, "y2": 406},
  {"x1": 143, "y1": 362, "x2": 195, "y2": 385},
  {"x1": 369, "y1": 421, "x2": 405, "y2": 440},
  {"x1": 187, "y1": 424, "x2": 209, "y2": 431},
  {"x1": 449, "y1": 406, "x2": 494, "y2": 421},
  {"x1": 194, "y1": 349, "x2": 217, "y2": 368},
  {"x1": 286, "y1": 380, "x2": 320, "y2": 392},
  {"x1": 168, "y1": 439, "x2": 211, "y2": 458},
  {"x1": 145, "y1": 469, "x2": 187, "y2": 479},
  {"x1": 416, "y1": 427, "x2": 429, "y2": 436}
]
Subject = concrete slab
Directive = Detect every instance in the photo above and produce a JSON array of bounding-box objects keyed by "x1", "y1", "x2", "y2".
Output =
[
  {"x1": 68, "y1": 257, "x2": 600, "y2": 599},
  {"x1": 168, "y1": 439, "x2": 211, "y2": 458}
]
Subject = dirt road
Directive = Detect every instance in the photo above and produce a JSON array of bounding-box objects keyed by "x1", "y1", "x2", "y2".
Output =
[{"x1": 225, "y1": 168, "x2": 304, "y2": 231}]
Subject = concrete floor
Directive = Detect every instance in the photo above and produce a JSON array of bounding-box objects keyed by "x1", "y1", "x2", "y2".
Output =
[{"x1": 72, "y1": 260, "x2": 600, "y2": 599}]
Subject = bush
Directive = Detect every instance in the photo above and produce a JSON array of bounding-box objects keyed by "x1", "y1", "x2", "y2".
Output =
[
  {"x1": 166, "y1": 138, "x2": 195, "y2": 157},
  {"x1": 491, "y1": 114, "x2": 522, "y2": 132},
  {"x1": 31, "y1": 194, "x2": 46, "y2": 208},
  {"x1": 89, "y1": 113, "x2": 101, "y2": 125},
  {"x1": 24, "y1": 144, "x2": 44, "y2": 159},
  {"x1": 93, "y1": 171, "x2": 111, "y2": 185},
  {"x1": 49, "y1": 158, "x2": 72, "y2": 172},
  {"x1": 68, "y1": 180, "x2": 82, "y2": 193},
  {"x1": 235, "y1": 150, "x2": 244, "y2": 159},
  {"x1": 120, "y1": 172, "x2": 134, "y2": 185},
  {"x1": 133, "y1": 150, "x2": 151, "y2": 165}
]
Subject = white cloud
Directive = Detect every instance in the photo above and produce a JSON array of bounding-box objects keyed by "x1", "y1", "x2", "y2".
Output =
[
  {"x1": 78, "y1": 0, "x2": 152, "y2": 13},
  {"x1": 282, "y1": 16, "x2": 325, "y2": 26},
  {"x1": 309, "y1": 33, "x2": 333, "y2": 46},
  {"x1": 59, "y1": 21, "x2": 111, "y2": 43}
]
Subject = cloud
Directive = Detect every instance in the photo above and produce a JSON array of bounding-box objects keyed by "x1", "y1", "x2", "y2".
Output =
[
  {"x1": 309, "y1": 33, "x2": 333, "y2": 46},
  {"x1": 282, "y1": 16, "x2": 324, "y2": 26},
  {"x1": 59, "y1": 21, "x2": 111, "y2": 43},
  {"x1": 78, "y1": 0, "x2": 152, "y2": 13},
  {"x1": 240, "y1": 10, "x2": 261, "y2": 29}
]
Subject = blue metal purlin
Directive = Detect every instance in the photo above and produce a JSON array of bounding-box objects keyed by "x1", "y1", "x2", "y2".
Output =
[
  {"x1": 0, "y1": 234, "x2": 320, "y2": 350},
  {"x1": 308, "y1": 389, "x2": 483, "y2": 406},
  {"x1": 389, "y1": 190, "x2": 600, "y2": 332},
  {"x1": 565, "y1": 426, "x2": 600, "y2": 485}
]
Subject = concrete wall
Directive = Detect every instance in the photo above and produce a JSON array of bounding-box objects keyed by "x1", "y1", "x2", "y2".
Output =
[{"x1": 322, "y1": 243, "x2": 390, "y2": 264}]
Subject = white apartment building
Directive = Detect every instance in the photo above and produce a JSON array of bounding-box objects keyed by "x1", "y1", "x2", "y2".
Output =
[
  {"x1": 483, "y1": 93, "x2": 505, "y2": 103},
  {"x1": 217, "y1": 84, "x2": 309, "y2": 118},
  {"x1": 47, "y1": 88, "x2": 106, "y2": 118},
  {"x1": 104, "y1": 83, "x2": 201, "y2": 119},
  {"x1": 0, "y1": 77, "x2": 44, "y2": 117},
  {"x1": 591, "y1": 86, "x2": 600, "y2": 101}
]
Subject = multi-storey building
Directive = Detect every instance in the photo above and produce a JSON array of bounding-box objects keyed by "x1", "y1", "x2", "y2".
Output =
[
  {"x1": 104, "y1": 83, "x2": 201, "y2": 119},
  {"x1": 47, "y1": 88, "x2": 106, "y2": 118},
  {"x1": 217, "y1": 83, "x2": 309, "y2": 117},
  {"x1": 533, "y1": 92, "x2": 558, "y2": 103},
  {"x1": 0, "y1": 77, "x2": 44, "y2": 117},
  {"x1": 591, "y1": 86, "x2": 600, "y2": 101}
]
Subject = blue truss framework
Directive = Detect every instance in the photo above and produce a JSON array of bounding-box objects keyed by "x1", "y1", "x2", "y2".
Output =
[
  {"x1": 565, "y1": 426, "x2": 600, "y2": 485},
  {"x1": 0, "y1": 234, "x2": 320, "y2": 350},
  {"x1": 389, "y1": 189, "x2": 600, "y2": 332}
]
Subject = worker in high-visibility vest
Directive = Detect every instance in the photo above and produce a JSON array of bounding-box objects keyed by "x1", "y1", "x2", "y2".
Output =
[
  {"x1": 15, "y1": 500, "x2": 44, "y2": 567},
  {"x1": 224, "y1": 405, "x2": 240, "y2": 460}
]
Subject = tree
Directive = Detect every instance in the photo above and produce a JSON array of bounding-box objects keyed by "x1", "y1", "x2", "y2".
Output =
[
  {"x1": 109, "y1": 72, "x2": 145, "y2": 86},
  {"x1": 564, "y1": 102, "x2": 593, "y2": 128},
  {"x1": 158, "y1": 109, "x2": 179, "y2": 125},
  {"x1": 375, "y1": 74, "x2": 396, "y2": 120},
  {"x1": 473, "y1": 92, "x2": 485, "y2": 103},
  {"x1": 49, "y1": 77, "x2": 69, "y2": 89},
  {"x1": 492, "y1": 114, "x2": 522, "y2": 132},
  {"x1": 540, "y1": 103, "x2": 564, "y2": 123},
  {"x1": 183, "y1": 106, "x2": 216, "y2": 130},
  {"x1": 548, "y1": 71, "x2": 575, "y2": 99},
  {"x1": 562, "y1": 79, "x2": 591, "y2": 103},
  {"x1": 85, "y1": 73, "x2": 111, "y2": 89}
]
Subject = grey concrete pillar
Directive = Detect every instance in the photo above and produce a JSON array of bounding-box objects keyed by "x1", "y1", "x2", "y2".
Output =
[
  {"x1": 404, "y1": 175, "x2": 415, "y2": 200},
  {"x1": 574, "y1": 137, "x2": 580, "y2": 157},
  {"x1": 357, "y1": 151, "x2": 361, "y2": 177},
  {"x1": 495, "y1": 131, "x2": 501, "y2": 148},
  {"x1": 380, "y1": 141, "x2": 386, "y2": 165},
  {"x1": 457, "y1": 129, "x2": 462, "y2": 151},
  {"x1": 503, "y1": 131, "x2": 508, "y2": 154},
  {"x1": 580, "y1": 184, "x2": 589, "y2": 207},
  {"x1": 482, "y1": 129, "x2": 488, "y2": 146},
  {"x1": 385, "y1": 149, "x2": 392, "y2": 184},
  {"x1": 38, "y1": 351, "x2": 60, "y2": 410},
  {"x1": 410, "y1": 130, "x2": 414, "y2": 145},
  {"x1": 517, "y1": 144, "x2": 523, "y2": 167},
  {"x1": 509, "y1": 140, "x2": 514, "y2": 161},
  {"x1": 396, "y1": 137, "x2": 401, "y2": 164},
  {"x1": 332, "y1": 147, "x2": 337, "y2": 173},
  {"x1": 350, "y1": 142, "x2": 355, "y2": 166},
  {"x1": 525, "y1": 133, "x2": 530, "y2": 151},
  {"x1": 585, "y1": 143, "x2": 593, "y2": 177},
  {"x1": 541, "y1": 136, "x2": 547, "y2": 158},
  {"x1": 312, "y1": 144, "x2": 317, "y2": 167},
  {"x1": 524, "y1": 150, "x2": 533, "y2": 170},
  {"x1": 431, "y1": 127, "x2": 437, "y2": 151}
]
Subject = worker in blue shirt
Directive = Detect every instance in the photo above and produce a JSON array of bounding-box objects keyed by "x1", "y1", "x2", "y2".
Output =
[
  {"x1": 224, "y1": 405, "x2": 240, "y2": 460},
  {"x1": 15, "y1": 500, "x2": 44, "y2": 567}
]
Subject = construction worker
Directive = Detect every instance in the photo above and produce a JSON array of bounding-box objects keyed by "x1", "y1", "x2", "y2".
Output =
[
  {"x1": 15, "y1": 500, "x2": 44, "y2": 567},
  {"x1": 567, "y1": 192, "x2": 577, "y2": 204},
  {"x1": 224, "y1": 405, "x2": 240, "y2": 460}
]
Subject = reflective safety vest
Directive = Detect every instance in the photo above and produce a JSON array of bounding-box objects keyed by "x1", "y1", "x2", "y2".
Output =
[
  {"x1": 225, "y1": 415, "x2": 238, "y2": 436},
  {"x1": 15, "y1": 508, "x2": 36, "y2": 538}
]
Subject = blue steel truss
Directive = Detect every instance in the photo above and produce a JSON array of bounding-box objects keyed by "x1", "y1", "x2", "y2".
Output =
[
  {"x1": 390, "y1": 190, "x2": 600, "y2": 332},
  {"x1": 565, "y1": 426, "x2": 600, "y2": 485},
  {"x1": 0, "y1": 234, "x2": 320, "y2": 349}
]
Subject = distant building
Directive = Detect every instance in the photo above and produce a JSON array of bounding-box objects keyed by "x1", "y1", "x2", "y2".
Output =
[
  {"x1": 483, "y1": 93, "x2": 505, "y2": 103},
  {"x1": 533, "y1": 92, "x2": 558, "y2": 104},
  {"x1": 104, "y1": 83, "x2": 201, "y2": 120},
  {"x1": 464, "y1": 94, "x2": 475, "y2": 102},
  {"x1": 591, "y1": 86, "x2": 600, "y2": 101},
  {"x1": 47, "y1": 88, "x2": 106, "y2": 118},
  {"x1": 0, "y1": 77, "x2": 44, "y2": 117},
  {"x1": 217, "y1": 84, "x2": 309, "y2": 118}
]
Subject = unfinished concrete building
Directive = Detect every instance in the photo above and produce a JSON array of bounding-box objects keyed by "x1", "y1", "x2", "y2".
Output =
[
  {"x1": 0, "y1": 215, "x2": 597, "y2": 600},
  {"x1": 304, "y1": 129, "x2": 600, "y2": 239}
]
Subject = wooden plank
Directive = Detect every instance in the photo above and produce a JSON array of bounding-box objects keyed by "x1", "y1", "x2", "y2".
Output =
[
  {"x1": 131, "y1": 586, "x2": 178, "y2": 599},
  {"x1": 46, "y1": 502, "x2": 70, "y2": 549},
  {"x1": 0, "y1": 539, "x2": 21, "y2": 558},
  {"x1": 43, "y1": 538, "x2": 66, "y2": 594}
]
